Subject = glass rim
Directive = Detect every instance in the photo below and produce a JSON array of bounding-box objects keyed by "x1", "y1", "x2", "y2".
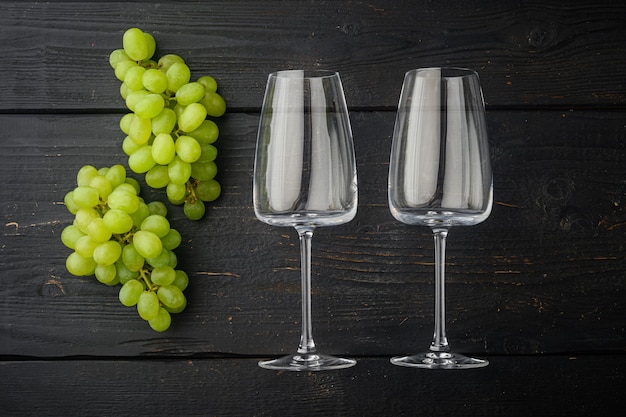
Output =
[
  {"x1": 405, "y1": 67, "x2": 479, "y2": 79},
  {"x1": 269, "y1": 69, "x2": 340, "y2": 80}
]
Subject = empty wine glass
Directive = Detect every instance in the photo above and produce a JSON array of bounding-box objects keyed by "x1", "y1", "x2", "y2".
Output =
[
  {"x1": 253, "y1": 70, "x2": 358, "y2": 371},
  {"x1": 388, "y1": 67, "x2": 493, "y2": 369}
]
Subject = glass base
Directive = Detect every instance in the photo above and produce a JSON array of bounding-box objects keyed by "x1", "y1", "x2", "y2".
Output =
[
  {"x1": 390, "y1": 351, "x2": 488, "y2": 369},
  {"x1": 258, "y1": 352, "x2": 357, "y2": 371}
]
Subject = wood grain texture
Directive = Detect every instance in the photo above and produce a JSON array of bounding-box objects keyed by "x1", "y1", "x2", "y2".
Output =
[
  {"x1": 1, "y1": 356, "x2": 623, "y2": 417},
  {"x1": 1, "y1": 1, "x2": 625, "y2": 415},
  {"x1": 1, "y1": 110, "x2": 624, "y2": 357},
  {"x1": 0, "y1": 1, "x2": 625, "y2": 111}
]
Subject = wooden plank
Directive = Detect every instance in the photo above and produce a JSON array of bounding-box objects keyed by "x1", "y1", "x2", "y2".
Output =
[
  {"x1": 1, "y1": 110, "x2": 625, "y2": 357},
  {"x1": 1, "y1": 1, "x2": 623, "y2": 413},
  {"x1": 1, "y1": 356, "x2": 623, "y2": 416},
  {"x1": 0, "y1": 1, "x2": 625, "y2": 111}
]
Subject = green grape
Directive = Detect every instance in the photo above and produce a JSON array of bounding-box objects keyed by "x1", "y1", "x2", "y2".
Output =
[
  {"x1": 125, "y1": 89, "x2": 150, "y2": 112},
  {"x1": 158, "y1": 54, "x2": 185, "y2": 72},
  {"x1": 178, "y1": 102, "x2": 207, "y2": 132},
  {"x1": 66, "y1": 252, "x2": 97, "y2": 276},
  {"x1": 114, "y1": 182, "x2": 138, "y2": 195},
  {"x1": 119, "y1": 279, "x2": 144, "y2": 307},
  {"x1": 124, "y1": 177, "x2": 141, "y2": 194},
  {"x1": 128, "y1": 115, "x2": 152, "y2": 144},
  {"x1": 197, "y1": 144, "x2": 218, "y2": 163},
  {"x1": 120, "y1": 113, "x2": 134, "y2": 135},
  {"x1": 114, "y1": 60, "x2": 138, "y2": 81},
  {"x1": 163, "y1": 297, "x2": 187, "y2": 314},
  {"x1": 109, "y1": 48, "x2": 131, "y2": 69},
  {"x1": 143, "y1": 32, "x2": 156, "y2": 61},
  {"x1": 145, "y1": 165, "x2": 170, "y2": 189},
  {"x1": 166, "y1": 183, "x2": 186, "y2": 203},
  {"x1": 148, "y1": 307, "x2": 171, "y2": 332},
  {"x1": 123, "y1": 65, "x2": 146, "y2": 91},
  {"x1": 142, "y1": 68, "x2": 168, "y2": 94},
  {"x1": 93, "y1": 240, "x2": 122, "y2": 266},
  {"x1": 97, "y1": 167, "x2": 110, "y2": 177},
  {"x1": 89, "y1": 175, "x2": 113, "y2": 200},
  {"x1": 95, "y1": 264, "x2": 117, "y2": 285},
  {"x1": 157, "y1": 284, "x2": 186, "y2": 310},
  {"x1": 140, "y1": 214, "x2": 170, "y2": 238},
  {"x1": 152, "y1": 133, "x2": 176, "y2": 165},
  {"x1": 161, "y1": 228, "x2": 182, "y2": 250},
  {"x1": 151, "y1": 265, "x2": 176, "y2": 286},
  {"x1": 107, "y1": 189, "x2": 140, "y2": 213},
  {"x1": 105, "y1": 164, "x2": 127, "y2": 188},
  {"x1": 175, "y1": 135, "x2": 202, "y2": 163},
  {"x1": 137, "y1": 291, "x2": 160, "y2": 321},
  {"x1": 134, "y1": 93, "x2": 165, "y2": 119},
  {"x1": 120, "y1": 83, "x2": 130, "y2": 100},
  {"x1": 147, "y1": 201, "x2": 167, "y2": 217},
  {"x1": 146, "y1": 249, "x2": 172, "y2": 269},
  {"x1": 102, "y1": 208, "x2": 134, "y2": 234},
  {"x1": 122, "y1": 135, "x2": 143, "y2": 156},
  {"x1": 74, "y1": 235, "x2": 99, "y2": 258},
  {"x1": 167, "y1": 156, "x2": 191, "y2": 185},
  {"x1": 184, "y1": 200, "x2": 205, "y2": 220},
  {"x1": 146, "y1": 248, "x2": 171, "y2": 268},
  {"x1": 129, "y1": 201, "x2": 150, "y2": 228},
  {"x1": 61, "y1": 224, "x2": 86, "y2": 250},
  {"x1": 133, "y1": 230, "x2": 163, "y2": 259},
  {"x1": 200, "y1": 91, "x2": 226, "y2": 117},
  {"x1": 123, "y1": 27, "x2": 150, "y2": 61},
  {"x1": 166, "y1": 62, "x2": 191, "y2": 92},
  {"x1": 167, "y1": 250, "x2": 178, "y2": 268},
  {"x1": 173, "y1": 103, "x2": 186, "y2": 119},
  {"x1": 128, "y1": 145, "x2": 156, "y2": 174},
  {"x1": 107, "y1": 278, "x2": 121, "y2": 287},
  {"x1": 197, "y1": 75, "x2": 218, "y2": 93},
  {"x1": 176, "y1": 82, "x2": 205, "y2": 106},
  {"x1": 195, "y1": 179, "x2": 221, "y2": 202},
  {"x1": 77, "y1": 165, "x2": 99, "y2": 186},
  {"x1": 86, "y1": 217, "x2": 112, "y2": 243},
  {"x1": 116, "y1": 260, "x2": 140, "y2": 284},
  {"x1": 64, "y1": 191, "x2": 80, "y2": 214},
  {"x1": 106, "y1": 277, "x2": 121, "y2": 287},
  {"x1": 74, "y1": 208, "x2": 100, "y2": 233},
  {"x1": 151, "y1": 108, "x2": 177, "y2": 136},
  {"x1": 122, "y1": 243, "x2": 145, "y2": 272},
  {"x1": 189, "y1": 120, "x2": 219, "y2": 145},
  {"x1": 190, "y1": 160, "x2": 217, "y2": 181},
  {"x1": 172, "y1": 270, "x2": 189, "y2": 291}
]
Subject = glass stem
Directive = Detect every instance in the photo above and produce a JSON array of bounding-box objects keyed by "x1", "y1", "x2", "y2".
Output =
[
  {"x1": 430, "y1": 227, "x2": 450, "y2": 353},
  {"x1": 295, "y1": 226, "x2": 316, "y2": 355}
]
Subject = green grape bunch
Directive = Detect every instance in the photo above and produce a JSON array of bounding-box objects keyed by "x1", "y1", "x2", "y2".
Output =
[
  {"x1": 62, "y1": 164, "x2": 190, "y2": 332},
  {"x1": 109, "y1": 27, "x2": 225, "y2": 220}
]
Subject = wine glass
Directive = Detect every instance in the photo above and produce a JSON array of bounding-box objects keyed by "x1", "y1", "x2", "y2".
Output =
[
  {"x1": 253, "y1": 70, "x2": 358, "y2": 371},
  {"x1": 388, "y1": 67, "x2": 493, "y2": 369}
]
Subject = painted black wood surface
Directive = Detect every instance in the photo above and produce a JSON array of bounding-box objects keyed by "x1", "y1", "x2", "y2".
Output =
[{"x1": 1, "y1": 1, "x2": 624, "y2": 416}]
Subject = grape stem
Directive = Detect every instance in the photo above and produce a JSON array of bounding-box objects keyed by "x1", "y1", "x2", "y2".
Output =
[
  {"x1": 139, "y1": 268, "x2": 156, "y2": 291},
  {"x1": 96, "y1": 199, "x2": 108, "y2": 216},
  {"x1": 138, "y1": 60, "x2": 158, "y2": 70},
  {"x1": 185, "y1": 180, "x2": 199, "y2": 204}
]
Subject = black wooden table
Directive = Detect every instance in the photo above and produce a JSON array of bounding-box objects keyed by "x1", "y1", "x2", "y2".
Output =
[{"x1": 1, "y1": 1, "x2": 625, "y2": 416}]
